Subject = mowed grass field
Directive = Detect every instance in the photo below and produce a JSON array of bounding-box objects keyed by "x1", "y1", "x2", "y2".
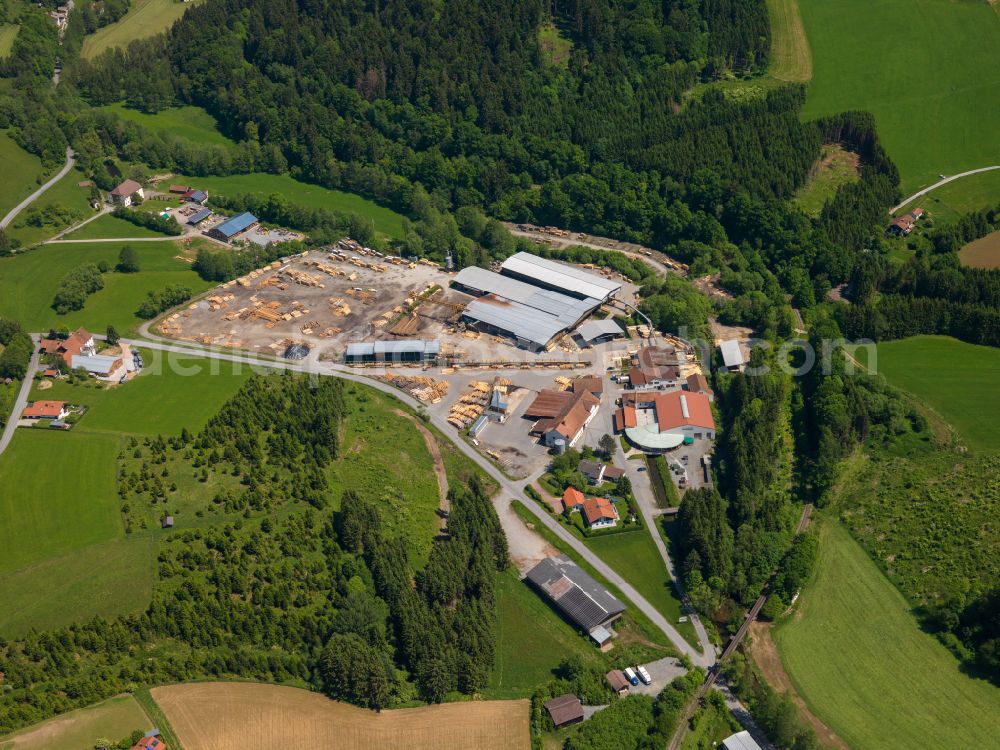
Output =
[
  {"x1": 875, "y1": 335, "x2": 1000, "y2": 452},
  {"x1": 81, "y1": 0, "x2": 203, "y2": 59},
  {"x1": 774, "y1": 519, "x2": 1000, "y2": 750},
  {"x1": 151, "y1": 682, "x2": 530, "y2": 750},
  {"x1": 100, "y1": 102, "x2": 236, "y2": 146},
  {"x1": 0, "y1": 130, "x2": 48, "y2": 220},
  {"x1": 799, "y1": 0, "x2": 1000, "y2": 194},
  {"x1": 0, "y1": 240, "x2": 212, "y2": 335},
  {"x1": 4, "y1": 167, "x2": 98, "y2": 246},
  {"x1": 0, "y1": 695, "x2": 151, "y2": 750},
  {"x1": 959, "y1": 229, "x2": 1000, "y2": 269},
  {"x1": 765, "y1": 0, "x2": 811, "y2": 82},
  {"x1": 171, "y1": 172, "x2": 408, "y2": 239}
]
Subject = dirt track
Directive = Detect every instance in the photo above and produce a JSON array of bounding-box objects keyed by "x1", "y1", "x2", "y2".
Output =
[
  {"x1": 393, "y1": 408, "x2": 449, "y2": 526},
  {"x1": 748, "y1": 622, "x2": 850, "y2": 750}
]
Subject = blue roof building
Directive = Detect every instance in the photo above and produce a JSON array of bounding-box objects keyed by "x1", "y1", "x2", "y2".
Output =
[
  {"x1": 188, "y1": 207, "x2": 212, "y2": 225},
  {"x1": 212, "y1": 212, "x2": 258, "y2": 240}
]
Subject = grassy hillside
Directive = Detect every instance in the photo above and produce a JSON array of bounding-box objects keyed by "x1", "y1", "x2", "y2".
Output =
[
  {"x1": 0, "y1": 130, "x2": 47, "y2": 221},
  {"x1": 774, "y1": 519, "x2": 1000, "y2": 750},
  {"x1": 99, "y1": 102, "x2": 235, "y2": 146},
  {"x1": 81, "y1": 0, "x2": 203, "y2": 59},
  {"x1": 876, "y1": 335, "x2": 1000, "y2": 452},
  {"x1": 793, "y1": 144, "x2": 859, "y2": 216},
  {"x1": 170, "y1": 172, "x2": 408, "y2": 240},
  {"x1": 3, "y1": 167, "x2": 97, "y2": 247},
  {"x1": 0, "y1": 695, "x2": 151, "y2": 750},
  {"x1": 0, "y1": 240, "x2": 212, "y2": 335},
  {"x1": 0, "y1": 25, "x2": 18, "y2": 58},
  {"x1": 800, "y1": 0, "x2": 1000, "y2": 194},
  {"x1": 897, "y1": 168, "x2": 1000, "y2": 224}
]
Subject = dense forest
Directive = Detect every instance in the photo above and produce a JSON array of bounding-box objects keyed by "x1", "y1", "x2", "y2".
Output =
[{"x1": 0, "y1": 375, "x2": 507, "y2": 732}]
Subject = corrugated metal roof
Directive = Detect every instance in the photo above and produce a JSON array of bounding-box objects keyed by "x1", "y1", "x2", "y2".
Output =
[
  {"x1": 345, "y1": 342, "x2": 375, "y2": 357},
  {"x1": 453, "y1": 266, "x2": 598, "y2": 325},
  {"x1": 345, "y1": 340, "x2": 439, "y2": 358},
  {"x1": 576, "y1": 318, "x2": 623, "y2": 342},
  {"x1": 463, "y1": 297, "x2": 568, "y2": 349},
  {"x1": 720, "y1": 339, "x2": 745, "y2": 367},
  {"x1": 500, "y1": 252, "x2": 621, "y2": 300},
  {"x1": 214, "y1": 212, "x2": 257, "y2": 238},
  {"x1": 71, "y1": 354, "x2": 120, "y2": 374},
  {"x1": 188, "y1": 207, "x2": 212, "y2": 224},
  {"x1": 526, "y1": 555, "x2": 625, "y2": 631},
  {"x1": 721, "y1": 731, "x2": 763, "y2": 750}
]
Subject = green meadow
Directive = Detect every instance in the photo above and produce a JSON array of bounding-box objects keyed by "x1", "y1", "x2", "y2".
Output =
[
  {"x1": 799, "y1": 0, "x2": 1000, "y2": 195},
  {"x1": 0, "y1": 353, "x2": 250, "y2": 635},
  {"x1": 875, "y1": 335, "x2": 1000, "y2": 452},
  {"x1": 172, "y1": 172, "x2": 408, "y2": 239},
  {"x1": 774, "y1": 519, "x2": 1000, "y2": 750},
  {"x1": 100, "y1": 102, "x2": 235, "y2": 146},
  {"x1": 0, "y1": 25, "x2": 18, "y2": 58},
  {"x1": 0, "y1": 240, "x2": 212, "y2": 335},
  {"x1": 3, "y1": 167, "x2": 98, "y2": 247},
  {"x1": 896, "y1": 168, "x2": 1000, "y2": 224},
  {"x1": 81, "y1": 0, "x2": 203, "y2": 59},
  {"x1": 0, "y1": 130, "x2": 48, "y2": 221}
]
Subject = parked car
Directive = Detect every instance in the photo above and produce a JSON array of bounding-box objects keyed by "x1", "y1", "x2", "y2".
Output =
[
  {"x1": 636, "y1": 466, "x2": 646, "y2": 472},
  {"x1": 623, "y1": 667, "x2": 639, "y2": 686},
  {"x1": 637, "y1": 666, "x2": 652, "y2": 685}
]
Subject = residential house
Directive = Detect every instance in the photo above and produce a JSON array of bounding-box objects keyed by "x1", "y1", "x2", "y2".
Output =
[
  {"x1": 685, "y1": 373, "x2": 714, "y2": 402},
  {"x1": 543, "y1": 694, "x2": 584, "y2": 729},
  {"x1": 22, "y1": 400, "x2": 68, "y2": 420},
  {"x1": 582, "y1": 496, "x2": 618, "y2": 529},
  {"x1": 131, "y1": 735, "x2": 167, "y2": 750},
  {"x1": 578, "y1": 459, "x2": 625, "y2": 486},
  {"x1": 40, "y1": 328, "x2": 95, "y2": 367},
  {"x1": 888, "y1": 207, "x2": 923, "y2": 237},
  {"x1": 109, "y1": 179, "x2": 145, "y2": 206},
  {"x1": 524, "y1": 379, "x2": 601, "y2": 448},
  {"x1": 560, "y1": 486, "x2": 586, "y2": 513}
]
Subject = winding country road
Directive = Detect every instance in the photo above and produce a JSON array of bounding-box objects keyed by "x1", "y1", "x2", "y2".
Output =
[
  {"x1": 892, "y1": 165, "x2": 1000, "y2": 213},
  {"x1": 0, "y1": 335, "x2": 41, "y2": 457},
  {"x1": 121, "y1": 330, "x2": 716, "y2": 666},
  {"x1": 0, "y1": 148, "x2": 75, "y2": 231}
]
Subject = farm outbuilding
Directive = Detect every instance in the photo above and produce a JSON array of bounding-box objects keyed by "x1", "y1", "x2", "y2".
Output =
[
  {"x1": 526, "y1": 555, "x2": 626, "y2": 633},
  {"x1": 211, "y1": 212, "x2": 258, "y2": 241},
  {"x1": 543, "y1": 694, "x2": 584, "y2": 729},
  {"x1": 187, "y1": 207, "x2": 212, "y2": 225},
  {"x1": 719, "y1": 339, "x2": 746, "y2": 371},
  {"x1": 344, "y1": 340, "x2": 440, "y2": 364},
  {"x1": 722, "y1": 730, "x2": 764, "y2": 750},
  {"x1": 576, "y1": 317, "x2": 624, "y2": 345}
]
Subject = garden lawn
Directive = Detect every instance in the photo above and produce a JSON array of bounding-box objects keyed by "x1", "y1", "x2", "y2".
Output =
[
  {"x1": 774, "y1": 519, "x2": 1000, "y2": 750},
  {"x1": 0, "y1": 430, "x2": 122, "y2": 576},
  {"x1": 0, "y1": 130, "x2": 47, "y2": 221},
  {"x1": 0, "y1": 695, "x2": 151, "y2": 750},
  {"x1": 64, "y1": 212, "x2": 172, "y2": 240},
  {"x1": 584, "y1": 530, "x2": 698, "y2": 648},
  {"x1": 170, "y1": 172, "x2": 407, "y2": 239},
  {"x1": 487, "y1": 567, "x2": 605, "y2": 699},
  {"x1": 99, "y1": 102, "x2": 234, "y2": 146},
  {"x1": 81, "y1": 0, "x2": 203, "y2": 58},
  {"x1": 876, "y1": 335, "x2": 1000, "y2": 452},
  {"x1": 799, "y1": 0, "x2": 1000, "y2": 194},
  {"x1": 0, "y1": 240, "x2": 212, "y2": 334}
]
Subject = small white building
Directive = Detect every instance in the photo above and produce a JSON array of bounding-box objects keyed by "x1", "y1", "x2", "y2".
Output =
[
  {"x1": 721, "y1": 730, "x2": 763, "y2": 750},
  {"x1": 719, "y1": 339, "x2": 746, "y2": 372}
]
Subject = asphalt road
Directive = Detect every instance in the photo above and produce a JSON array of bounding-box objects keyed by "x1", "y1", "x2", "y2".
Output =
[
  {"x1": 0, "y1": 335, "x2": 41, "y2": 457},
  {"x1": 0, "y1": 148, "x2": 76, "y2": 231},
  {"x1": 891, "y1": 165, "x2": 1000, "y2": 213},
  {"x1": 120, "y1": 332, "x2": 714, "y2": 665}
]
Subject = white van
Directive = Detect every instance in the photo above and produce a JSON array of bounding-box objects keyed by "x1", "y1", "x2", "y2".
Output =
[{"x1": 637, "y1": 665, "x2": 652, "y2": 685}]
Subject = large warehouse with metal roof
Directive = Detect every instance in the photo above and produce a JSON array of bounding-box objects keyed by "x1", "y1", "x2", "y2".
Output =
[
  {"x1": 452, "y1": 266, "x2": 602, "y2": 351},
  {"x1": 499, "y1": 252, "x2": 622, "y2": 302}
]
